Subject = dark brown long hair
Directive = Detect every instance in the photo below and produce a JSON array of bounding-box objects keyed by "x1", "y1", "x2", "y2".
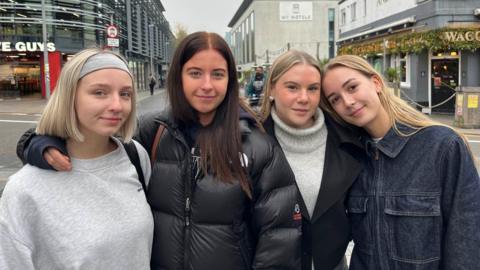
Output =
[{"x1": 167, "y1": 31, "x2": 251, "y2": 198}]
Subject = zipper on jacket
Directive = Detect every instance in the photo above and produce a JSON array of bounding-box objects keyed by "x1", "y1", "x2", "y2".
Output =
[{"x1": 185, "y1": 197, "x2": 191, "y2": 226}]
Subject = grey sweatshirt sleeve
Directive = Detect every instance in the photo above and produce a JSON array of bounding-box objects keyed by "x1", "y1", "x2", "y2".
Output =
[
  {"x1": 0, "y1": 177, "x2": 35, "y2": 270},
  {"x1": 0, "y1": 223, "x2": 35, "y2": 270}
]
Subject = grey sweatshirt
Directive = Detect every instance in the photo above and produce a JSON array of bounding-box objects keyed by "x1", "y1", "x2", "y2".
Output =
[{"x1": 0, "y1": 138, "x2": 153, "y2": 270}]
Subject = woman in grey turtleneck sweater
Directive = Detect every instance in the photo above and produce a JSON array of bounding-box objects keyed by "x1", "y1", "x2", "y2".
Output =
[{"x1": 259, "y1": 50, "x2": 364, "y2": 270}]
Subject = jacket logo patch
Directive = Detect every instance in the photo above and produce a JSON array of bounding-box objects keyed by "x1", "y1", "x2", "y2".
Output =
[
  {"x1": 239, "y1": 152, "x2": 249, "y2": 168},
  {"x1": 293, "y1": 203, "x2": 301, "y2": 221}
]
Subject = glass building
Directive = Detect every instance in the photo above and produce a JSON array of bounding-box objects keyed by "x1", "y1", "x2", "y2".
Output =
[{"x1": 0, "y1": 0, "x2": 173, "y2": 98}]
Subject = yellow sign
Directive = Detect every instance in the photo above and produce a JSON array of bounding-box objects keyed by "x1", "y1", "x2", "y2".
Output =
[{"x1": 467, "y1": 94, "x2": 478, "y2": 108}]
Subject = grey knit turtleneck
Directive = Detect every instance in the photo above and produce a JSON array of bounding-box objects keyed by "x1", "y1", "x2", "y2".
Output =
[{"x1": 271, "y1": 108, "x2": 328, "y2": 217}]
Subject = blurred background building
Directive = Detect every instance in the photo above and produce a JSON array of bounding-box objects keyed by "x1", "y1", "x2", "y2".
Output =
[
  {"x1": 0, "y1": 0, "x2": 174, "y2": 98},
  {"x1": 228, "y1": 0, "x2": 339, "y2": 71},
  {"x1": 337, "y1": 0, "x2": 480, "y2": 114}
]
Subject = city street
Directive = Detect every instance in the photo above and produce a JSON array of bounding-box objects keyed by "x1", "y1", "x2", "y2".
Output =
[{"x1": 1, "y1": 91, "x2": 480, "y2": 194}]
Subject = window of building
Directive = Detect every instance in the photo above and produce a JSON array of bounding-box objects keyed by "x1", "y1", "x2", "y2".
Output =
[
  {"x1": 351, "y1": 2, "x2": 357, "y2": 21},
  {"x1": 392, "y1": 53, "x2": 410, "y2": 86},
  {"x1": 340, "y1": 8, "x2": 346, "y2": 26},
  {"x1": 363, "y1": 0, "x2": 367, "y2": 16},
  {"x1": 328, "y1": 8, "x2": 335, "y2": 58}
]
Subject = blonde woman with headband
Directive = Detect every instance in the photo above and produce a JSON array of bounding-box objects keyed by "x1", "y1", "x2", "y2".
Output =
[
  {"x1": 259, "y1": 50, "x2": 364, "y2": 270},
  {"x1": 321, "y1": 54, "x2": 480, "y2": 269},
  {"x1": 0, "y1": 49, "x2": 153, "y2": 269}
]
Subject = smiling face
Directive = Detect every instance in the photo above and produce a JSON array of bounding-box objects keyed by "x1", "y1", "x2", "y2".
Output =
[
  {"x1": 74, "y1": 68, "x2": 133, "y2": 141},
  {"x1": 270, "y1": 63, "x2": 321, "y2": 129},
  {"x1": 181, "y1": 49, "x2": 228, "y2": 126},
  {"x1": 322, "y1": 66, "x2": 390, "y2": 136}
]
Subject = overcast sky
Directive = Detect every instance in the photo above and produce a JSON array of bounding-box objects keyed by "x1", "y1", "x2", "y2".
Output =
[{"x1": 162, "y1": 0, "x2": 244, "y2": 36}]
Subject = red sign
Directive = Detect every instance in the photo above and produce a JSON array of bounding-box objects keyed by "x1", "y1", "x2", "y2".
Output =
[{"x1": 106, "y1": 25, "x2": 118, "y2": 38}]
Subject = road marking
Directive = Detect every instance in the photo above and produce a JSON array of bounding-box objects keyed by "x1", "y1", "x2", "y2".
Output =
[
  {"x1": 468, "y1": 140, "x2": 480, "y2": 144},
  {"x1": 0, "y1": 119, "x2": 37, "y2": 124}
]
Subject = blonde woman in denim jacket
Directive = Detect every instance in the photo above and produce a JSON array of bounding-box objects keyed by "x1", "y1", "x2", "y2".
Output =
[{"x1": 321, "y1": 55, "x2": 480, "y2": 270}]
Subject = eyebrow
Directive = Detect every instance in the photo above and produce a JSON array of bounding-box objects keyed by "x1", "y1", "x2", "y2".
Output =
[{"x1": 341, "y1": 78, "x2": 355, "y2": 88}]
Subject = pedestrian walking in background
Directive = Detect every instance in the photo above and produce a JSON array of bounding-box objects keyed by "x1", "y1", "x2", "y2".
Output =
[
  {"x1": 149, "y1": 73, "x2": 156, "y2": 95},
  {"x1": 259, "y1": 50, "x2": 364, "y2": 270},
  {"x1": 17, "y1": 32, "x2": 302, "y2": 270},
  {"x1": 246, "y1": 66, "x2": 267, "y2": 108},
  {"x1": 321, "y1": 54, "x2": 480, "y2": 270},
  {"x1": 0, "y1": 49, "x2": 153, "y2": 269}
]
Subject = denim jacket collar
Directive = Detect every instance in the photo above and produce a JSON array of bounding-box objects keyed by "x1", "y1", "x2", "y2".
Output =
[{"x1": 364, "y1": 123, "x2": 416, "y2": 158}]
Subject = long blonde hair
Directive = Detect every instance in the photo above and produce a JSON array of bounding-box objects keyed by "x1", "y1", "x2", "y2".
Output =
[
  {"x1": 259, "y1": 50, "x2": 322, "y2": 121},
  {"x1": 36, "y1": 48, "x2": 137, "y2": 142},
  {"x1": 321, "y1": 55, "x2": 471, "y2": 149}
]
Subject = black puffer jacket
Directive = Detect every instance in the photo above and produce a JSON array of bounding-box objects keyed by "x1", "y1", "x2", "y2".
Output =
[{"x1": 136, "y1": 110, "x2": 302, "y2": 270}]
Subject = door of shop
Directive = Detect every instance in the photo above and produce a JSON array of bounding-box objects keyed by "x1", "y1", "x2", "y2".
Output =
[{"x1": 431, "y1": 58, "x2": 459, "y2": 113}]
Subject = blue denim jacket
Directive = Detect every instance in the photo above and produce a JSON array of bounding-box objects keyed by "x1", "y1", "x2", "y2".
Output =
[{"x1": 347, "y1": 124, "x2": 480, "y2": 270}]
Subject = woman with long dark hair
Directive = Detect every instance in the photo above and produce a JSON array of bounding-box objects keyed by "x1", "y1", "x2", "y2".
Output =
[{"x1": 17, "y1": 32, "x2": 302, "y2": 270}]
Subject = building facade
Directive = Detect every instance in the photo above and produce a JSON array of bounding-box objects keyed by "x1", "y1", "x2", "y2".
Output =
[
  {"x1": 228, "y1": 0, "x2": 339, "y2": 71},
  {"x1": 0, "y1": 0, "x2": 174, "y2": 98},
  {"x1": 337, "y1": 0, "x2": 480, "y2": 113}
]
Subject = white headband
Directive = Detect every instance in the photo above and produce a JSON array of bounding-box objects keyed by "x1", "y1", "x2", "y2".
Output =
[{"x1": 79, "y1": 53, "x2": 132, "y2": 79}]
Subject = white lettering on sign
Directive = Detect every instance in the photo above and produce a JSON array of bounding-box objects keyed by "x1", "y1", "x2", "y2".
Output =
[{"x1": 0, "y1": 42, "x2": 56, "y2": 52}]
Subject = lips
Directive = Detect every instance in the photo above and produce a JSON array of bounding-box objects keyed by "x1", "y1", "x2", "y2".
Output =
[
  {"x1": 349, "y1": 105, "x2": 365, "y2": 117},
  {"x1": 101, "y1": 117, "x2": 122, "y2": 124}
]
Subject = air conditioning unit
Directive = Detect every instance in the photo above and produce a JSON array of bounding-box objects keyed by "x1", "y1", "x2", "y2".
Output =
[{"x1": 474, "y1": 8, "x2": 480, "y2": 17}]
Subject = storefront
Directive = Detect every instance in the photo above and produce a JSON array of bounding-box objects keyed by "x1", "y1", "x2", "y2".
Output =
[
  {"x1": 338, "y1": 27, "x2": 480, "y2": 114},
  {"x1": 0, "y1": 41, "x2": 63, "y2": 98}
]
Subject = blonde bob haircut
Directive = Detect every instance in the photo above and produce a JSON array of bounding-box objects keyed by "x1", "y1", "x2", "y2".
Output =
[
  {"x1": 320, "y1": 55, "x2": 471, "y2": 149},
  {"x1": 36, "y1": 48, "x2": 136, "y2": 142},
  {"x1": 259, "y1": 50, "x2": 322, "y2": 121}
]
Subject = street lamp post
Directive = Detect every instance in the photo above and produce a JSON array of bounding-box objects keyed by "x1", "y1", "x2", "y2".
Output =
[
  {"x1": 149, "y1": 24, "x2": 155, "y2": 78},
  {"x1": 41, "y1": 0, "x2": 51, "y2": 99}
]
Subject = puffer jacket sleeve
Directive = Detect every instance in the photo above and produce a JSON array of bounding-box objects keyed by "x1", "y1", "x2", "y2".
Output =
[{"x1": 250, "y1": 134, "x2": 302, "y2": 270}]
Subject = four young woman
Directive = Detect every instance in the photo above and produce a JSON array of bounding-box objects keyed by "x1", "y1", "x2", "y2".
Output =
[
  {"x1": 6, "y1": 34, "x2": 480, "y2": 270},
  {"x1": 0, "y1": 49, "x2": 153, "y2": 269}
]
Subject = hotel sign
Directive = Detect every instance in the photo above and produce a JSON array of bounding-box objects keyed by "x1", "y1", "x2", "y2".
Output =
[
  {"x1": 0, "y1": 42, "x2": 56, "y2": 52},
  {"x1": 279, "y1": 2, "x2": 313, "y2": 21}
]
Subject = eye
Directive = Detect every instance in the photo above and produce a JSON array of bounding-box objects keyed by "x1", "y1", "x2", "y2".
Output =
[
  {"x1": 93, "y1": 89, "x2": 106, "y2": 96},
  {"x1": 286, "y1": 84, "x2": 297, "y2": 91},
  {"x1": 212, "y1": 71, "x2": 225, "y2": 79},
  {"x1": 347, "y1": 84, "x2": 357, "y2": 92},
  {"x1": 188, "y1": 70, "x2": 202, "y2": 78},
  {"x1": 329, "y1": 96, "x2": 340, "y2": 105},
  {"x1": 308, "y1": 85, "x2": 320, "y2": 92},
  {"x1": 120, "y1": 90, "x2": 132, "y2": 98}
]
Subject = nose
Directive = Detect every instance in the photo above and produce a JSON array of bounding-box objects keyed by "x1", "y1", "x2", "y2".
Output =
[
  {"x1": 343, "y1": 93, "x2": 356, "y2": 107},
  {"x1": 297, "y1": 89, "x2": 309, "y2": 103},
  {"x1": 109, "y1": 94, "x2": 123, "y2": 112},
  {"x1": 201, "y1": 75, "x2": 213, "y2": 91}
]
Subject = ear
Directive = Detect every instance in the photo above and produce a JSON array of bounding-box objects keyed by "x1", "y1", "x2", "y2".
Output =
[
  {"x1": 371, "y1": 75, "x2": 383, "y2": 94},
  {"x1": 270, "y1": 84, "x2": 277, "y2": 99}
]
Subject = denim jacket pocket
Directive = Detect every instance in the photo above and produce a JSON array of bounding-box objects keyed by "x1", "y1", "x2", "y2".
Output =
[
  {"x1": 347, "y1": 196, "x2": 373, "y2": 255},
  {"x1": 384, "y1": 195, "x2": 441, "y2": 264}
]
